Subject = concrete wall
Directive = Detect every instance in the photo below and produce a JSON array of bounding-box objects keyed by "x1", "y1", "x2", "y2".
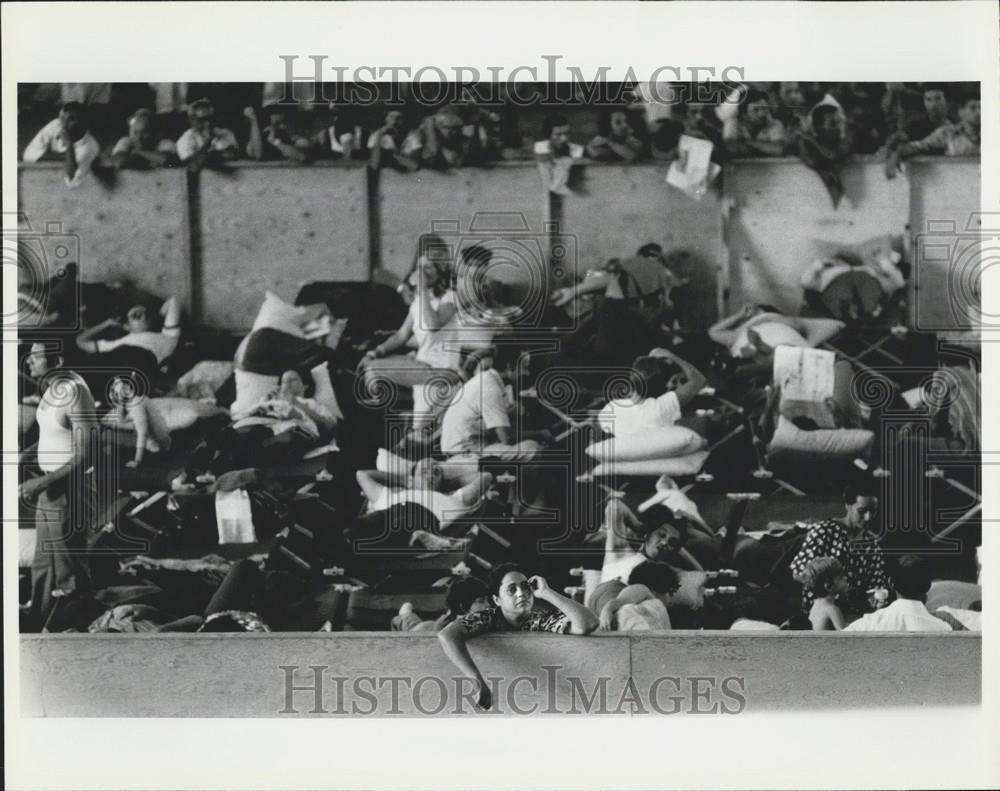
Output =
[
  {"x1": 198, "y1": 164, "x2": 369, "y2": 328},
  {"x1": 560, "y1": 163, "x2": 725, "y2": 328},
  {"x1": 21, "y1": 631, "x2": 980, "y2": 717},
  {"x1": 17, "y1": 165, "x2": 191, "y2": 301},
  {"x1": 723, "y1": 158, "x2": 910, "y2": 314},
  {"x1": 17, "y1": 157, "x2": 980, "y2": 331},
  {"x1": 908, "y1": 158, "x2": 982, "y2": 332}
]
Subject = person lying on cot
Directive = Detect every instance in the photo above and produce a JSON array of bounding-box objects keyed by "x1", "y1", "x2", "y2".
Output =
[
  {"x1": 102, "y1": 372, "x2": 231, "y2": 469},
  {"x1": 356, "y1": 457, "x2": 493, "y2": 531},
  {"x1": 599, "y1": 348, "x2": 707, "y2": 437},
  {"x1": 708, "y1": 304, "x2": 845, "y2": 362},
  {"x1": 438, "y1": 563, "x2": 599, "y2": 711},
  {"x1": 171, "y1": 369, "x2": 335, "y2": 489},
  {"x1": 599, "y1": 498, "x2": 710, "y2": 581}
]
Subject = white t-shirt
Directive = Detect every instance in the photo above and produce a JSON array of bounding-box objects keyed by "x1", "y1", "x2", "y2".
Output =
[
  {"x1": 599, "y1": 391, "x2": 681, "y2": 436},
  {"x1": 412, "y1": 291, "x2": 463, "y2": 370},
  {"x1": 441, "y1": 368, "x2": 510, "y2": 454},
  {"x1": 176, "y1": 127, "x2": 239, "y2": 161},
  {"x1": 22, "y1": 119, "x2": 101, "y2": 187},
  {"x1": 843, "y1": 599, "x2": 951, "y2": 632},
  {"x1": 371, "y1": 488, "x2": 472, "y2": 528},
  {"x1": 96, "y1": 327, "x2": 180, "y2": 364}
]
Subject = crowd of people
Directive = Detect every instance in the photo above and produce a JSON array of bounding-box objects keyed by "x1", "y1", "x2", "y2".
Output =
[
  {"x1": 16, "y1": 81, "x2": 982, "y2": 712},
  {"x1": 18, "y1": 81, "x2": 981, "y2": 190}
]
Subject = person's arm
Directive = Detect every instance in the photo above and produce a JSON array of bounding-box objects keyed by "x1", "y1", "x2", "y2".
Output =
[
  {"x1": 245, "y1": 108, "x2": 263, "y2": 161},
  {"x1": 268, "y1": 130, "x2": 310, "y2": 164},
  {"x1": 829, "y1": 603, "x2": 846, "y2": 631},
  {"x1": 366, "y1": 312, "x2": 415, "y2": 359},
  {"x1": 649, "y1": 348, "x2": 706, "y2": 408},
  {"x1": 18, "y1": 382, "x2": 97, "y2": 501},
  {"x1": 455, "y1": 471, "x2": 493, "y2": 507},
  {"x1": 413, "y1": 266, "x2": 457, "y2": 331},
  {"x1": 296, "y1": 398, "x2": 336, "y2": 433},
  {"x1": 530, "y1": 575, "x2": 598, "y2": 635},
  {"x1": 125, "y1": 399, "x2": 149, "y2": 468},
  {"x1": 708, "y1": 305, "x2": 756, "y2": 348},
  {"x1": 550, "y1": 271, "x2": 613, "y2": 307},
  {"x1": 356, "y1": 469, "x2": 387, "y2": 505},
  {"x1": 602, "y1": 498, "x2": 640, "y2": 559},
  {"x1": 76, "y1": 317, "x2": 122, "y2": 354},
  {"x1": 438, "y1": 621, "x2": 491, "y2": 710},
  {"x1": 22, "y1": 123, "x2": 53, "y2": 163},
  {"x1": 897, "y1": 126, "x2": 949, "y2": 160},
  {"x1": 599, "y1": 584, "x2": 655, "y2": 631},
  {"x1": 605, "y1": 137, "x2": 642, "y2": 162},
  {"x1": 796, "y1": 317, "x2": 845, "y2": 347}
]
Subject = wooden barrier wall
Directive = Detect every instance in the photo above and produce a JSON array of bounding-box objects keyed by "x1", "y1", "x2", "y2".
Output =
[
  {"x1": 16, "y1": 157, "x2": 980, "y2": 331},
  {"x1": 21, "y1": 631, "x2": 980, "y2": 717}
]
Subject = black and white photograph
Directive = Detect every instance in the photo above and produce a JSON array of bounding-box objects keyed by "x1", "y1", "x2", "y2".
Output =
[{"x1": 4, "y1": 2, "x2": 998, "y2": 789}]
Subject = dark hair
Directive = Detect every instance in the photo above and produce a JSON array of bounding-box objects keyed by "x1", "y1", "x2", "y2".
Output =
[
  {"x1": 812, "y1": 104, "x2": 840, "y2": 127},
  {"x1": 922, "y1": 82, "x2": 950, "y2": 98},
  {"x1": 597, "y1": 107, "x2": 628, "y2": 137},
  {"x1": 628, "y1": 561, "x2": 681, "y2": 596},
  {"x1": 486, "y1": 563, "x2": 527, "y2": 598},
  {"x1": 60, "y1": 101, "x2": 85, "y2": 116},
  {"x1": 542, "y1": 114, "x2": 570, "y2": 138},
  {"x1": 740, "y1": 88, "x2": 771, "y2": 116},
  {"x1": 446, "y1": 576, "x2": 489, "y2": 615},
  {"x1": 892, "y1": 554, "x2": 932, "y2": 601},
  {"x1": 636, "y1": 504, "x2": 685, "y2": 540},
  {"x1": 492, "y1": 343, "x2": 526, "y2": 376},
  {"x1": 629, "y1": 356, "x2": 682, "y2": 399},
  {"x1": 188, "y1": 98, "x2": 214, "y2": 116},
  {"x1": 843, "y1": 480, "x2": 879, "y2": 505},
  {"x1": 636, "y1": 242, "x2": 664, "y2": 259}
]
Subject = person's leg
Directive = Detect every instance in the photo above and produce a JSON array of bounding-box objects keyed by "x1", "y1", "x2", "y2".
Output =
[
  {"x1": 29, "y1": 479, "x2": 92, "y2": 630},
  {"x1": 203, "y1": 559, "x2": 264, "y2": 617},
  {"x1": 362, "y1": 356, "x2": 437, "y2": 389}
]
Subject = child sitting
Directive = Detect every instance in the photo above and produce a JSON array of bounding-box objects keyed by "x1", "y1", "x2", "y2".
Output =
[{"x1": 796, "y1": 556, "x2": 849, "y2": 630}]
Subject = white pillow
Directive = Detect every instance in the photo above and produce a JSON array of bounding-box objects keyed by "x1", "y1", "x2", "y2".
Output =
[
  {"x1": 586, "y1": 427, "x2": 706, "y2": 463},
  {"x1": 769, "y1": 416, "x2": 873, "y2": 460},
  {"x1": 252, "y1": 291, "x2": 309, "y2": 338},
  {"x1": 231, "y1": 369, "x2": 279, "y2": 417},
  {"x1": 590, "y1": 450, "x2": 709, "y2": 477}
]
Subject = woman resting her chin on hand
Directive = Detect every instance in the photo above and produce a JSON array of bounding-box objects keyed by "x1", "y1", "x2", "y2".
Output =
[{"x1": 437, "y1": 563, "x2": 599, "y2": 711}]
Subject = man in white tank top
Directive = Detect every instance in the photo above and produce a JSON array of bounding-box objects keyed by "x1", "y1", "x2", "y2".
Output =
[{"x1": 20, "y1": 343, "x2": 100, "y2": 629}]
